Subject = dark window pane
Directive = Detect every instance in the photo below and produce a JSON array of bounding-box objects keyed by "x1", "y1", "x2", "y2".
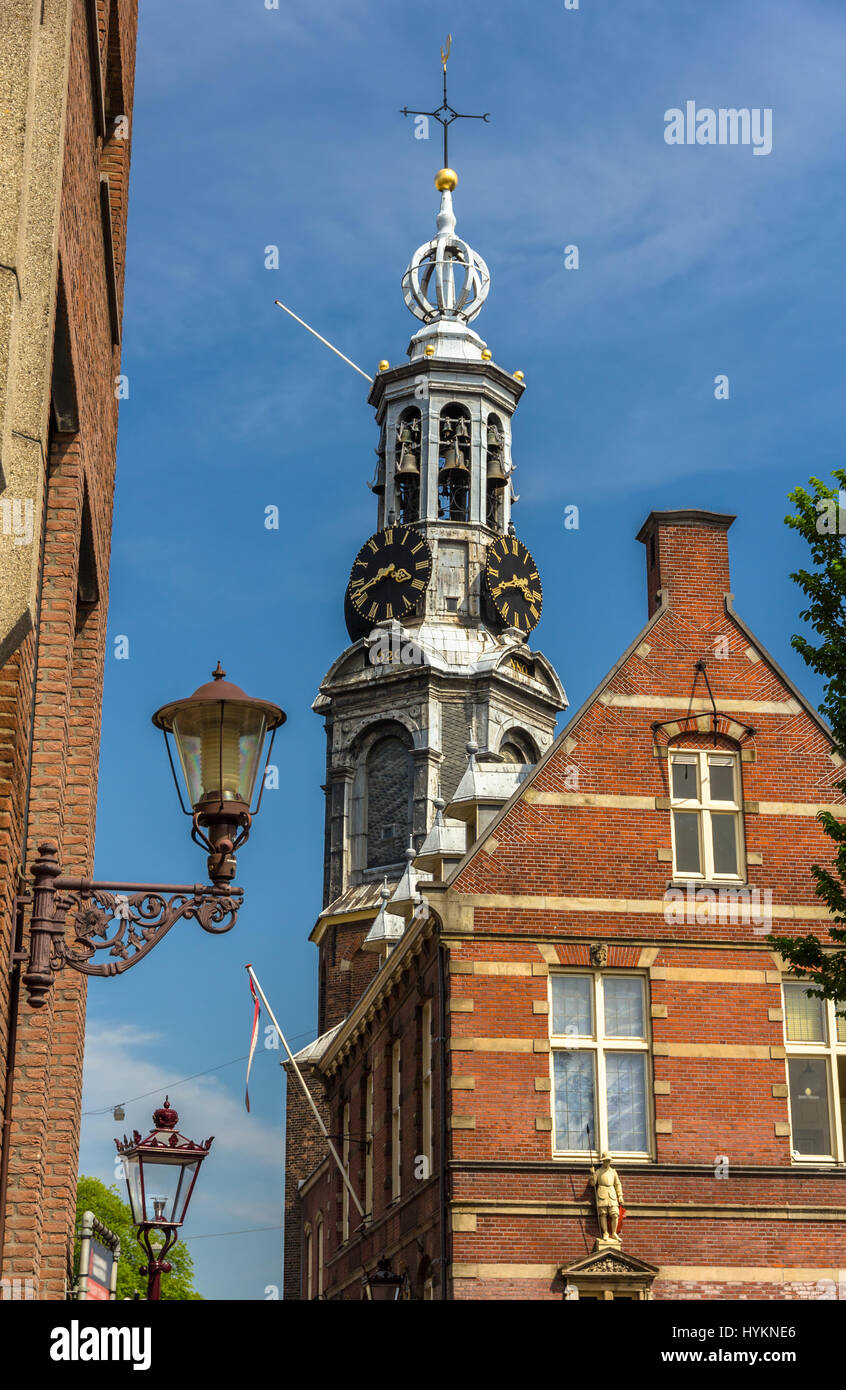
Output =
[
  {"x1": 711, "y1": 813, "x2": 738, "y2": 875},
  {"x1": 788, "y1": 1057, "x2": 831, "y2": 1155},
  {"x1": 671, "y1": 759, "x2": 697, "y2": 800},
  {"x1": 708, "y1": 758, "x2": 735, "y2": 802},
  {"x1": 673, "y1": 811, "x2": 701, "y2": 873}
]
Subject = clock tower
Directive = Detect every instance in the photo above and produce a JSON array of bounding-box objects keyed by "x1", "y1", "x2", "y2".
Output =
[{"x1": 309, "y1": 165, "x2": 567, "y2": 1032}]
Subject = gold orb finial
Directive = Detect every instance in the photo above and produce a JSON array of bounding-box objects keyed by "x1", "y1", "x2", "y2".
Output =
[
  {"x1": 513, "y1": 370, "x2": 525, "y2": 381},
  {"x1": 435, "y1": 168, "x2": 458, "y2": 192},
  {"x1": 481, "y1": 349, "x2": 492, "y2": 361},
  {"x1": 423, "y1": 344, "x2": 436, "y2": 358},
  {"x1": 378, "y1": 360, "x2": 390, "y2": 373}
]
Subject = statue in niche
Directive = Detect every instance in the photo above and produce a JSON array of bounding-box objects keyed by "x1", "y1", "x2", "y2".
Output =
[{"x1": 590, "y1": 1151, "x2": 624, "y2": 1245}]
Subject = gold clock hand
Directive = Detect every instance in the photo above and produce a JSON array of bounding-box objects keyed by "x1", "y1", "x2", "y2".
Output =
[{"x1": 351, "y1": 563, "x2": 396, "y2": 598}]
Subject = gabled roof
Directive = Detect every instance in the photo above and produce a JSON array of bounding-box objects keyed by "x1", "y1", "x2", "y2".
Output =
[
  {"x1": 443, "y1": 595, "x2": 669, "y2": 883},
  {"x1": 444, "y1": 590, "x2": 837, "y2": 887}
]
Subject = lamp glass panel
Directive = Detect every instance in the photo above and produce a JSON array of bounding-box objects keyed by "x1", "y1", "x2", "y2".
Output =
[
  {"x1": 139, "y1": 1149, "x2": 196, "y2": 1225},
  {"x1": 172, "y1": 703, "x2": 267, "y2": 807},
  {"x1": 122, "y1": 1152, "x2": 143, "y2": 1225}
]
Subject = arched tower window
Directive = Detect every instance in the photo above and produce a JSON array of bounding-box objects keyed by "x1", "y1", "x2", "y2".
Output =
[
  {"x1": 485, "y1": 413, "x2": 507, "y2": 530},
  {"x1": 365, "y1": 730, "x2": 414, "y2": 868},
  {"x1": 395, "y1": 408, "x2": 421, "y2": 524},
  {"x1": 438, "y1": 404, "x2": 471, "y2": 523},
  {"x1": 499, "y1": 729, "x2": 538, "y2": 764}
]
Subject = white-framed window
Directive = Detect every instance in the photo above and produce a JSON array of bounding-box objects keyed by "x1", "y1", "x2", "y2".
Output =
[
  {"x1": 304, "y1": 1224, "x2": 313, "y2": 1301},
  {"x1": 549, "y1": 972, "x2": 651, "y2": 1158},
  {"x1": 783, "y1": 980, "x2": 846, "y2": 1161},
  {"x1": 364, "y1": 1071, "x2": 374, "y2": 1218},
  {"x1": 421, "y1": 999, "x2": 433, "y2": 1176},
  {"x1": 341, "y1": 1100, "x2": 350, "y2": 1241},
  {"x1": 669, "y1": 748, "x2": 744, "y2": 881},
  {"x1": 316, "y1": 1215, "x2": 324, "y2": 1298},
  {"x1": 391, "y1": 1040, "x2": 401, "y2": 1201}
]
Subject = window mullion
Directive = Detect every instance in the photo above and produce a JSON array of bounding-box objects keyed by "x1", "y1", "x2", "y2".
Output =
[{"x1": 828, "y1": 1002, "x2": 845, "y2": 1162}]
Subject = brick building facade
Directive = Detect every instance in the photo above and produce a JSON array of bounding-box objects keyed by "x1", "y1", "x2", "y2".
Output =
[
  {"x1": 0, "y1": 0, "x2": 138, "y2": 1298},
  {"x1": 289, "y1": 510, "x2": 846, "y2": 1300}
]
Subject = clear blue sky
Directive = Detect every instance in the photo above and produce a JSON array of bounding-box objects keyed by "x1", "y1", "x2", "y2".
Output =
[{"x1": 78, "y1": 0, "x2": 846, "y2": 1298}]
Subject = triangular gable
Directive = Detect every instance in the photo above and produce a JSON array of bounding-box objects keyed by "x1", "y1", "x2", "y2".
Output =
[{"x1": 446, "y1": 589, "x2": 837, "y2": 888}]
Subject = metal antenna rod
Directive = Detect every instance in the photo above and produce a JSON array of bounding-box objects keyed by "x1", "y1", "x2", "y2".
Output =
[{"x1": 273, "y1": 300, "x2": 373, "y2": 384}]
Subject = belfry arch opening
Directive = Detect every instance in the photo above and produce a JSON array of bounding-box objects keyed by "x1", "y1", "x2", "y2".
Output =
[
  {"x1": 485, "y1": 413, "x2": 507, "y2": 530},
  {"x1": 438, "y1": 404, "x2": 471, "y2": 523},
  {"x1": 395, "y1": 407, "x2": 421, "y2": 524}
]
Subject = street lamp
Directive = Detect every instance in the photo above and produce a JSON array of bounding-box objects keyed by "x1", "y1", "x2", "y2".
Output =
[
  {"x1": 362, "y1": 1257, "x2": 408, "y2": 1301},
  {"x1": 116, "y1": 1099, "x2": 212, "y2": 1301},
  {"x1": 17, "y1": 664, "x2": 284, "y2": 1007}
]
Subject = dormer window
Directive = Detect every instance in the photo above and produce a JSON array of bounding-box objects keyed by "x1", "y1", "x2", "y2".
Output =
[
  {"x1": 669, "y1": 748, "x2": 743, "y2": 880},
  {"x1": 438, "y1": 405, "x2": 471, "y2": 522}
]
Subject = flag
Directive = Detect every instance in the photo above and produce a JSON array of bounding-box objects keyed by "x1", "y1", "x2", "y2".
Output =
[
  {"x1": 617, "y1": 1205, "x2": 627, "y2": 1231},
  {"x1": 245, "y1": 965, "x2": 260, "y2": 1113}
]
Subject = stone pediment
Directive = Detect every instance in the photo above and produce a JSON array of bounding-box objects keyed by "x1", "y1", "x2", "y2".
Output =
[{"x1": 559, "y1": 1249, "x2": 659, "y2": 1279}]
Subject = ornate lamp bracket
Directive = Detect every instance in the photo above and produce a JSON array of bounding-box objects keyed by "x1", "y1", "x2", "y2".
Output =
[{"x1": 18, "y1": 842, "x2": 242, "y2": 1008}]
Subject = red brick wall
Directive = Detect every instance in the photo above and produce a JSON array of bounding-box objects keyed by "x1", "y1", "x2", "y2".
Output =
[{"x1": 0, "y1": 0, "x2": 138, "y2": 1298}]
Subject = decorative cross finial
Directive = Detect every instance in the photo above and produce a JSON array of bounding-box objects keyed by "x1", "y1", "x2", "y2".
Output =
[{"x1": 401, "y1": 35, "x2": 490, "y2": 169}]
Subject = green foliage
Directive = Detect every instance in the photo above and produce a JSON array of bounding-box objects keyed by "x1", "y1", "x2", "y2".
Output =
[
  {"x1": 75, "y1": 1175, "x2": 203, "y2": 1301},
  {"x1": 770, "y1": 471, "x2": 846, "y2": 1003}
]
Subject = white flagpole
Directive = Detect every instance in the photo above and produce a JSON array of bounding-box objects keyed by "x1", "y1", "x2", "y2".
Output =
[
  {"x1": 245, "y1": 964, "x2": 364, "y2": 1218},
  {"x1": 273, "y1": 300, "x2": 374, "y2": 384}
]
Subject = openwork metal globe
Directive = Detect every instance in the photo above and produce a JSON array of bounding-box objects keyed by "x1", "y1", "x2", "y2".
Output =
[{"x1": 402, "y1": 186, "x2": 490, "y2": 325}]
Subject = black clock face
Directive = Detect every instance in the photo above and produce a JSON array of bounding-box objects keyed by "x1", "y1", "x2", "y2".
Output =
[
  {"x1": 347, "y1": 527, "x2": 433, "y2": 628},
  {"x1": 485, "y1": 535, "x2": 543, "y2": 633}
]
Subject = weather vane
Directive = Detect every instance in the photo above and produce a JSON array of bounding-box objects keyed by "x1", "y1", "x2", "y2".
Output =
[{"x1": 401, "y1": 34, "x2": 490, "y2": 169}]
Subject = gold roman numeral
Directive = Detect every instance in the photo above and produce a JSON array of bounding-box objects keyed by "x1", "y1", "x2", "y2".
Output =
[
  {"x1": 411, "y1": 578, "x2": 425, "y2": 591},
  {"x1": 411, "y1": 541, "x2": 424, "y2": 554},
  {"x1": 368, "y1": 603, "x2": 378, "y2": 619},
  {"x1": 384, "y1": 529, "x2": 393, "y2": 545},
  {"x1": 368, "y1": 539, "x2": 378, "y2": 554}
]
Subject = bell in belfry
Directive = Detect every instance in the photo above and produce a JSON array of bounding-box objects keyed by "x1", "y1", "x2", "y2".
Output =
[
  {"x1": 396, "y1": 442, "x2": 420, "y2": 476},
  {"x1": 487, "y1": 450, "x2": 508, "y2": 488}
]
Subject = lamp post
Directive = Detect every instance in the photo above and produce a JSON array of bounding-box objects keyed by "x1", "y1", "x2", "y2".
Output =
[
  {"x1": 16, "y1": 664, "x2": 285, "y2": 1008},
  {"x1": 362, "y1": 1257, "x2": 408, "y2": 1301},
  {"x1": 116, "y1": 1099, "x2": 212, "y2": 1300}
]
